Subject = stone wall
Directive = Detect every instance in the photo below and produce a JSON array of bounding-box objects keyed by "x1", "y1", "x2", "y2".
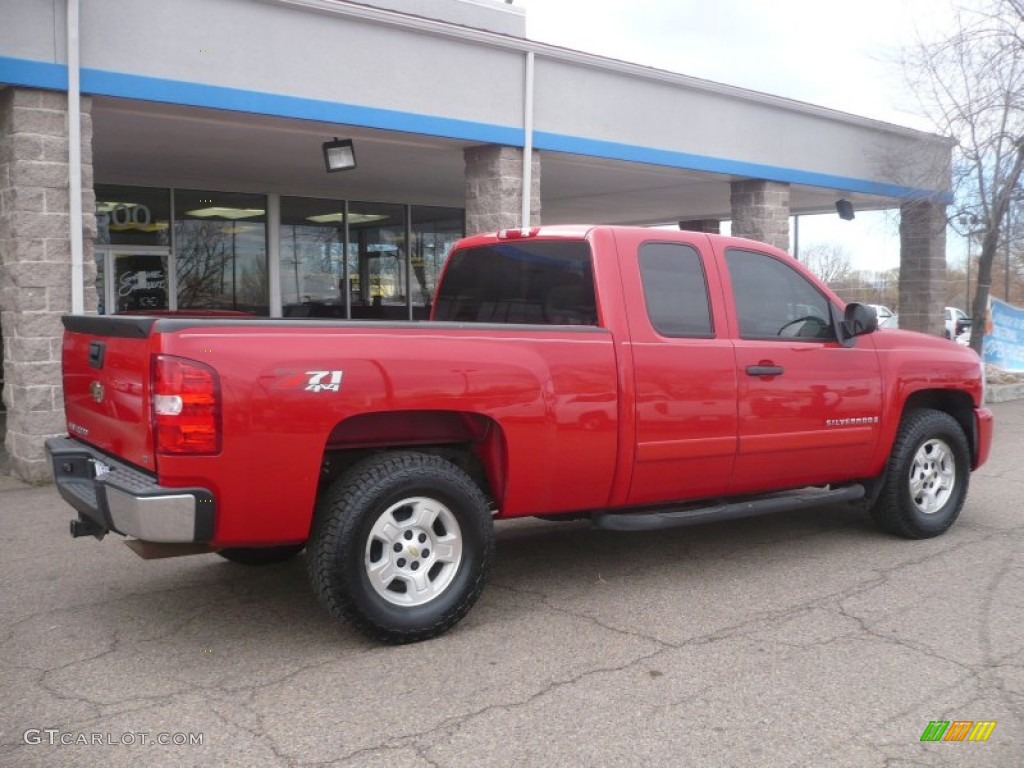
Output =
[
  {"x1": 0, "y1": 87, "x2": 96, "y2": 482},
  {"x1": 730, "y1": 179, "x2": 790, "y2": 252},
  {"x1": 464, "y1": 145, "x2": 540, "y2": 234},
  {"x1": 898, "y1": 199, "x2": 946, "y2": 336}
]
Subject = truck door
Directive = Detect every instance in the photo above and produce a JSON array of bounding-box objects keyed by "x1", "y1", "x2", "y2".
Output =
[
  {"x1": 614, "y1": 231, "x2": 739, "y2": 505},
  {"x1": 716, "y1": 244, "x2": 883, "y2": 494}
]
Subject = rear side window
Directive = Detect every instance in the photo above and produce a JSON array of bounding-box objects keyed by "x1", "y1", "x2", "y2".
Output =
[
  {"x1": 638, "y1": 242, "x2": 713, "y2": 337},
  {"x1": 433, "y1": 240, "x2": 597, "y2": 325}
]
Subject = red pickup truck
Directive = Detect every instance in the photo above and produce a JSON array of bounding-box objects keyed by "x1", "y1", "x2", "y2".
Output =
[{"x1": 47, "y1": 226, "x2": 993, "y2": 643}]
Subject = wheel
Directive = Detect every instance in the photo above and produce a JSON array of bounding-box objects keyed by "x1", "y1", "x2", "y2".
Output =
[
  {"x1": 217, "y1": 544, "x2": 304, "y2": 565},
  {"x1": 870, "y1": 409, "x2": 970, "y2": 539},
  {"x1": 307, "y1": 451, "x2": 493, "y2": 644}
]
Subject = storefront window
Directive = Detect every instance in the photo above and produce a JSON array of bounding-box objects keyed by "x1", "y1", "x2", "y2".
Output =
[
  {"x1": 95, "y1": 185, "x2": 170, "y2": 247},
  {"x1": 174, "y1": 190, "x2": 268, "y2": 315},
  {"x1": 95, "y1": 185, "x2": 171, "y2": 314},
  {"x1": 91, "y1": 185, "x2": 462, "y2": 320},
  {"x1": 349, "y1": 202, "x2": 407, "y2": 320},
  {"x1": 411, "y1": 206, "x2": 464, "y2": 318},
  {"x1": 280, "y1": 196, "x2": 346, "y2": 318}
]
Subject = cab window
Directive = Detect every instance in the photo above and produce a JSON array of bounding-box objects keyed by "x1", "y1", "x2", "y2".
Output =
[
  {"x1": 433, "y1": 240, "x2": 596, "y2": 325},
  {"x1": 726, "y1": 248, "x2": 834, "y2": 341},
  {"x1": 638, "y1": 242, "x2": 713, "y2": 337}
]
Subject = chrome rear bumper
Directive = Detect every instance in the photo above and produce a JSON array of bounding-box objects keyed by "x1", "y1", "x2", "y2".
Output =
[{"x1": 46, "y1": 437, "x2": 215, "y2": 543}]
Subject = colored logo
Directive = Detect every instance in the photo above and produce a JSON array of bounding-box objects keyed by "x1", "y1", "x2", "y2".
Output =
[{"x1": 920, "y1": 720, "x2": 996, "y2": 742}]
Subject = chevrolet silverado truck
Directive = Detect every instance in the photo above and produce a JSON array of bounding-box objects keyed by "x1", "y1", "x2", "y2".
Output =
[{"x1": 47, "y1": 226, "x2": 993, "y2": 643}]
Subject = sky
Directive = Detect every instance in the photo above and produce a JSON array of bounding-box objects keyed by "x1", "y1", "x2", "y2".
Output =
[{"x1": 518, "y1": 0, "x2": 972, "y2": 274}]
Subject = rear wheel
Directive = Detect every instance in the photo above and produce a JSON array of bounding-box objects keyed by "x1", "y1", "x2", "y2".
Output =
[
  {"x1": 308, "y1": 451, "x2": 493, "y2": 644},
  {"x1": 870, "y1": 409, "x2": 970, "y2": 539},
  {"x1": 217, "y1": 544, "x2": 304, "y2": 566}
]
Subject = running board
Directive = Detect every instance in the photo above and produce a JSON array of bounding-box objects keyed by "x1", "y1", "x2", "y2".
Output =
[{"x1": 591, "y1": 484, "x2": 866, "y2": 532}]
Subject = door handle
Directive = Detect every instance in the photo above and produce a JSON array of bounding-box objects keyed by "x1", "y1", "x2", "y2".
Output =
[{"x1": 746, "y1": 364, "x2": 784, "y2": 376}]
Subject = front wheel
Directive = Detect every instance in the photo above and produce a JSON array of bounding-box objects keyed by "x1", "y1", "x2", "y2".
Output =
[
  {"x1": 307, "y1": 451, "x2": 493, "y2": 644},
  {"x1": 870, "y1": 409, "x2": 970, "y2": 539}
]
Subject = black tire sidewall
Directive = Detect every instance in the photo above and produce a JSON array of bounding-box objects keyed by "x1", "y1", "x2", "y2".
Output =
[{"x1": 341, "y1": 462, "x2": 491, "y2": 634}]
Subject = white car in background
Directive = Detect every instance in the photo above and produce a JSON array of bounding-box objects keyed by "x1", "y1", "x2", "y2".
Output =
[
  {"x1": 945, "y1": 307, "x2": 970, "y2": 339},
  {"x1": 868, "y1": 305, "x2": 899, "y2": 329}
]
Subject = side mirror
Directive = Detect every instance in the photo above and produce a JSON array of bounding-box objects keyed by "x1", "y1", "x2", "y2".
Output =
[{"x1": 839, "y1": 302, "x2": 877, "y2": 346}]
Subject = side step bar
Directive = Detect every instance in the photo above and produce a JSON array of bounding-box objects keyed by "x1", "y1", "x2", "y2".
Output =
[{"x1": 592, "y1": 484, "x2": 865, "y2": 532}]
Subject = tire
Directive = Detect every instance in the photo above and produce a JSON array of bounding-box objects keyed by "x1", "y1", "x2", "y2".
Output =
[
  {"x1": 217, "y1": 544, "x2": 305, "y2": 566},
  {"x1": 870, "y1": 409, "x2": 970, "y2": 539},
  {"x1": 307, "y1": 451, "x2": 493, "y2": 644}
]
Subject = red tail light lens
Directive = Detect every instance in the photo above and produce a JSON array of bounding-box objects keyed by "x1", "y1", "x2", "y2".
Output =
[{"x1": 152, "y1": 355, "x2": 221, "y2": 455}]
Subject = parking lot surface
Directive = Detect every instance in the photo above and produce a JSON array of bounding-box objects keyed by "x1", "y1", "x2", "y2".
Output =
[{"x1": 1, "y1": 403, "x2": 1021, "y2": 767}]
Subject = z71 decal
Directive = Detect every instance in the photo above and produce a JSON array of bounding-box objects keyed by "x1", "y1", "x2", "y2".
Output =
[{"x1": 305, "y1": 370, "x2": 343, "y2": 393}]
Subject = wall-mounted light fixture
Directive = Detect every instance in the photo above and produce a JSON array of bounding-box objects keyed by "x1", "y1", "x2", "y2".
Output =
[
  {"x1": 322, "y1": 138, "x2": 357, "y2": 172},
  {"x1": 835, "y1": 199, "x2": 855, "y2": 221}
]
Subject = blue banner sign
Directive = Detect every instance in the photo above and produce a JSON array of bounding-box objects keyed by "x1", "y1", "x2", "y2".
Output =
[{"x1": 983, "y1": 297, "x2": 1024, "y2": 372}]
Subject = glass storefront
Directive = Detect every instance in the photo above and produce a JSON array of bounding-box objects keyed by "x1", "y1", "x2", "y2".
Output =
[
  {"x1": 280, "y1": 196, "x2": 346, "y2": 316},
  {"x1": 92, "y1": 186, "x2": 463, "y2": 319},
  {"x1": 174, "y1": 190, "x2": 269, "y2": 315},
  {"x1": 281, "y1": 197, "x2": 463, "y2": 320},
  {"x1": 412, "y1": 206, "x2": 464, "y2": 316},
  {"x1": 94, "y1": 185, "x2": 172, "y2": 314},
  {"x1": 348, "y1": 201, "x2": 407, "y2": 320}
]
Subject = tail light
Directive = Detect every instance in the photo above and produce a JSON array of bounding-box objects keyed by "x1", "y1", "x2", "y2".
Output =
[{"x1": 152, "y1": 355, "x2": 221, "y2": 455}]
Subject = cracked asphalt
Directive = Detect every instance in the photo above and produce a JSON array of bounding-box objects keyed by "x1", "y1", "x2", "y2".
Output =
[{"x1": 1, "y1": 404, "x2": 1021, "y2": 767}]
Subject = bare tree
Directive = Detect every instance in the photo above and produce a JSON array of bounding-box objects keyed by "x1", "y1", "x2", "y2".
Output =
[
  {"x1": 903, "y1": 0, "x2": 1024, "y2": 352},
  {"x1": 801, "y1": 242, "x2": 856, "y2": 285}
]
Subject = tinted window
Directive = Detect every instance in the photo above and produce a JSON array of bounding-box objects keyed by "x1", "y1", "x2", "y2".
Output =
[
  {"x1": 638, "y1": 242, "x2": 712, "y2": 337},
  {"x1": 726, "y1": 248, "x2": 834, "y2": 340},
  {"x1": 434, "y1": 240, "x2": 596, "y2": 325}
]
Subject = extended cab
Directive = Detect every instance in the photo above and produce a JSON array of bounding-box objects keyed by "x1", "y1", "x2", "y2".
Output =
[{"x1": 47, "y1": 226, "x2": 993, "y2": 642}]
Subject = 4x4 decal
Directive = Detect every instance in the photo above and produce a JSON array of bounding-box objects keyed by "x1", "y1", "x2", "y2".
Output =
[{"x1": 305, "y1": 371, "x2": 343, "y2": 393}]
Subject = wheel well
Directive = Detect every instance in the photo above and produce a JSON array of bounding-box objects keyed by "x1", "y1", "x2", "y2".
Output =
[
  {"x1": 319, "y1": 410, "x2": 506, "y2": 506},
  {"x1": 901, "y1": 389, "x2": 977, "y2": 460}
]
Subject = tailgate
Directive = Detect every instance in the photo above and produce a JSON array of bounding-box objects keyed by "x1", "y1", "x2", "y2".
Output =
[{"x1": 61, "y1": 316, "x2": 158, "y2": 472}]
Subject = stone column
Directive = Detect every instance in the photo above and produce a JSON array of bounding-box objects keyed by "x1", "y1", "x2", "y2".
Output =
[
  {"x1": 678, "y1": 219, "x2": 720, "y2": 234},
  {"x1": 0, "y1": 87, "x2": 96, "y2": 482},
  {"x1": 730, "y1": 179, "x2": 790, "y2": 252},
  {"x1": 898, "y1": 199, "x2": 946, "y2": 336},
  {"x1": 464, "y1": 145, "x2": 540, "y2": 234}
]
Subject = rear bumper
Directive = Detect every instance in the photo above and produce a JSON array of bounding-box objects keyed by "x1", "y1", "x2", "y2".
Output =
[
  {"x1": 974, "y1": 406, "x2": 994, "y2": 469},
  {"x1": 45, "y1": 437, "x2": 215, "y2": 543}
]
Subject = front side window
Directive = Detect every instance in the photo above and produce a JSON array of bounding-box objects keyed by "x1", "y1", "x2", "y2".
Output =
[
  {"x1": 726, "y1": 248, "x2": 834, "y2": 340},
  {"x1": 638, "y1": 242, "x2": 713, "y2": 337},
  {"x1": 433, "y1": 240, "x2": 596, "y2": 325}
]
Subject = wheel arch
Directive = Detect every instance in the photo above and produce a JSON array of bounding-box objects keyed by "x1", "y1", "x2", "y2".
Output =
[
  {"x1": 900, "y1": 389, "x2": 978, "y2": 464},
  {"x1": 320, "y1": 409, "x2": 508, "y2": 508}
]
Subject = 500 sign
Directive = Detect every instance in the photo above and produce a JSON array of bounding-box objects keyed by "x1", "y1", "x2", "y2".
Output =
[{"x1": 101, "y1": 204, "x2": 153, "y2": 229}]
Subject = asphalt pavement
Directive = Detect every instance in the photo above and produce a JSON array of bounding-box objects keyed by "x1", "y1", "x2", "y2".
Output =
[{"x1": 1, "y1": 403, "x2": 1021, "y2": 767}]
